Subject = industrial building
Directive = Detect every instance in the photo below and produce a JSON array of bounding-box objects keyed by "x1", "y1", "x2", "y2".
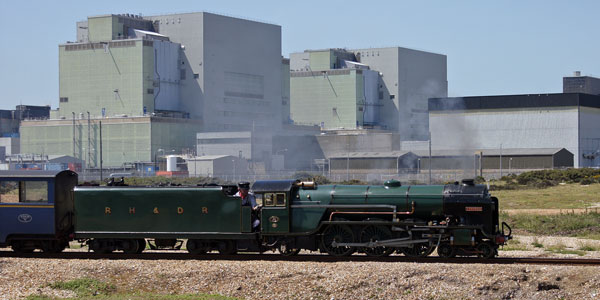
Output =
[
  {"x1": 20, "y1": 12, "x2": 285, "y2": 168},
  {"x1": 316, "y1": 130, "x2": 401, "y2": 158},
  {"x1": 186, "y1": 155, "x2": 248, "y2": 177},
  {"x1": 412, "y1": 148, "x2": 573, "y2": 172},
  {"x1": 289, "y1": 47, "x2": 447, "y2": 140},
  {"x1": 21, "y1": 116, "x2": 201, "y2": 168},
  {"x1": 196, "y1": 131, "x2": 271, "y2": 163},
  {"x1": 563, "y1": 72, "x2": 600, "y2": 95},
  {"x1": 328, "y1": 151, "x2": 418, "y2": 175},
  {"x1": 428, "y1": 93, "x2": 600, "y2": 167}
]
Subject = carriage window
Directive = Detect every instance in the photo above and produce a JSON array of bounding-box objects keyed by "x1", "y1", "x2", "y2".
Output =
[
  {"x1": 0, "y1": 181, "x2": 19, "y2": 203},
  {"x1": 20, "y1": 181, "x2": 48, "y2": 203},
  {"x1": 275, "y1": 193, "x2": 286, "y2": 206}
]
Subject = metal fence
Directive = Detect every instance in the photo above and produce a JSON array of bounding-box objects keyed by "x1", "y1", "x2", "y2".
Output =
[{"x1": 78, "y1": 168, "x2": 538, "y2": 185}]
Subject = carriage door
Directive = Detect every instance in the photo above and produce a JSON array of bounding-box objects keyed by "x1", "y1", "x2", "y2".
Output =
[{"x1": 260, "y1": 192, "x2": 289, "y2": 234}]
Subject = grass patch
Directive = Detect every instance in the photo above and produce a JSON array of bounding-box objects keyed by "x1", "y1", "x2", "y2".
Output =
[
  {"x1": 27, "y1": 293, "x2": 239, "y2": 300},
  {"x1": 501, "y1": 238, "x2": 527, "y2": 251},
  {"x1": 578, "y1": 242, "x2": 600, "y2": 251},
  {"x1": 36, "y1": 278, "x2": 238, "y2": 300},
  {"x1": 501, "y1": 211, "x2": 600, "y2": 239},
  {"x1": 531, "y1": 238, "x2": 544, "y2": 248},
  {"x1": 47, "y1": 278, "x2": 116, "y2": 297},
  {"x1": 545, "y1": 243, "x2": 585, "y2": 256},
  {"x1": 493, "y1": 183, "x2": 600, "y2": 210}
]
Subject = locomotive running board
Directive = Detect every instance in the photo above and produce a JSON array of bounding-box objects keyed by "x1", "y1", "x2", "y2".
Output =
[{"x1": 331, "y1": 238, "x2": 430, "y2": 248}]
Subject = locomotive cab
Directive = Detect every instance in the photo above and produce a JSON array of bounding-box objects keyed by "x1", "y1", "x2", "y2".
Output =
[{"x1": 251, "y1": 180, "x2": 302, "y2": 234}]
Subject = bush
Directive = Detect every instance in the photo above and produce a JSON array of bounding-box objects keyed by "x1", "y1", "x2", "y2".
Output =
[
  {"x1": 514, "y1": 168, "x2": 600, "y2": 188},
  {"x1": 474, "y1": 176, "x2": 486, "y2": 184},
  {"x1": 292, "y1": 172, "x2": 331, "y2": 184},
  {"x1": 339, "y1": 179, "x2": 368, "y2": 185}
]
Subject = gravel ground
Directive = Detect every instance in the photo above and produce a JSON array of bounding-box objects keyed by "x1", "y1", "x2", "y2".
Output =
[{"x1": 0, "y1": 235, "x2": 599, "y2": 300}]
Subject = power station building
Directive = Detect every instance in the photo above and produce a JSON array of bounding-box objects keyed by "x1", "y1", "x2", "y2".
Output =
[
  {"x1": 289, "y1": 47, "x2": 447, "y2": 140},
  {"x1": 428, "y1": 93, "x2": 600, "y2": 168},
  {"x1": 20, "y1": 12, "x2": 285, "y2": 168}
]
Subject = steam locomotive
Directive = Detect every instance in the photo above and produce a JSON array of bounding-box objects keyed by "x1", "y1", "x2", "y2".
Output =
[{"x1": 0, "y1": 170, "x2": 511, "y2": 258}]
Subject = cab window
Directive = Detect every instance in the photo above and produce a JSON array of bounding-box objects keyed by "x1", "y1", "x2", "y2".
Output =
[
  {"x1": 263, "y1": 193, "x2": 286, "y2": 207},
  {"x1": 275, "y1": 193, "x2": 286, "y2": 206},
  {"x1": 264, "y1": 193, "x2": 274, "y2": 206},
  {"x1": 0, "y1": 181, "x2": 48, "y2": 203}
]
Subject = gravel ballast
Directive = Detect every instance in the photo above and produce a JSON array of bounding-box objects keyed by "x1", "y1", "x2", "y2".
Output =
[{"x1": 0, "y1": 236, "x2": 599, "y2": 300}]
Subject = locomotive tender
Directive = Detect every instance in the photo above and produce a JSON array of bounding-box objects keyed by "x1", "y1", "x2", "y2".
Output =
[{"x1": 0, "y1": 170, "x2": 511, "y2": 258}]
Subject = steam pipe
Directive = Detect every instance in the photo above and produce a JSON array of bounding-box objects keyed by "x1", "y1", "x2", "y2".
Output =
[{"x1": 326, "y1": 201, "x2": 415, "y2": 221}]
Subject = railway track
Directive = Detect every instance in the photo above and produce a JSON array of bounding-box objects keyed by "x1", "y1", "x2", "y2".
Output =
[{"x1": 0, "y1": 251, "x2": 599, "y2": 266}]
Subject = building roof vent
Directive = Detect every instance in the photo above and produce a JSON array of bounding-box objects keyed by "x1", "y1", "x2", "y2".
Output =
[{"x1": 574, "y1": 71, "x2": 581, "y2": 77}]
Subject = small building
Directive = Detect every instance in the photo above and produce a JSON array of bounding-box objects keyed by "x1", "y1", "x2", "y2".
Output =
[
  {"x1": 328, "y1": 151, "x2": 418, "y2": 175},
  {"x1": 186, "y1": 155, "x2": 248, "y2": 177},
  {"x1": 412, "y1": 148, "x2": 573, "y2": 171}
]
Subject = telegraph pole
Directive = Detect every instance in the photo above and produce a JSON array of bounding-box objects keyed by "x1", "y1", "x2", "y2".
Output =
[
  {"x1": 428, "y1": 132, "x2": 432, "y2": 184},
  {"x1": 72, "y1": 112, "x2": 76, "y2": 158},
  {"x1": 99, "y1": 120, "x2": 103, "y2": 182},
  {"x1": 87, "y1": 112, "x2": 91, "y2": 174}
]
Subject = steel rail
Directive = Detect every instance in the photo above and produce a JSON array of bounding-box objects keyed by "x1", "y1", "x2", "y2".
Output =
[{"x1": 0, "y1": 251, "x2": 599, "y2": 266}]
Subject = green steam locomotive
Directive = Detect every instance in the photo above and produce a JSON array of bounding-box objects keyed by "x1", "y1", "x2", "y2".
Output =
[{"x1": 74, "y1": 179, "x2": 511, "y2": 258}]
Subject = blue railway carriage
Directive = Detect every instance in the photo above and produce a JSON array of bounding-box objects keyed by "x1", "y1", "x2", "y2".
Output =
[{"x1": 0, "y1": 170, "x2": 78, "y2": 252}]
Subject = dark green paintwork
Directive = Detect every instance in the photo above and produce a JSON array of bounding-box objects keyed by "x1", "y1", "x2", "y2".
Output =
[
  {"x1": 74, "y1": 187, "x2": 248, "y2": 238},
  {"x1": 261, "y1": 207, "x2": 290, "y2": 234},
  {"x1": 453, "y1": 229, "x2": 474, "y2": 245},
  {"x1": 291, "y1": 184, "x2": 445, "y2": 233},
  {"x1": 241, "y1": 206, "x2": 252, "y2": 233}
]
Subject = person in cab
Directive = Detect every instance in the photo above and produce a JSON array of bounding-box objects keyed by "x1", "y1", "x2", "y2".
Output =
[{"x1": 235, "y1": 182, "x2": 260, "y2": 229}]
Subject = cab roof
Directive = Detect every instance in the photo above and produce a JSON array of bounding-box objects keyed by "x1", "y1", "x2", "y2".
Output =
[{"x1": 252, "y1": 180, "x2": 300, "y2": 193}]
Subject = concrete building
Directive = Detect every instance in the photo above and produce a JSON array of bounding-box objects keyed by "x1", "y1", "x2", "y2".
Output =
[
  {"x1": 146, "y1": 12, "x2": 283, "y2": 132},
  {"x1": 186, "y1": 155, "x2": 248, "y2": 177},
  {"x1": 20, "y1": 12, "x2": 284, "y2": 168},
  {"x1": 196, "y1": 131, "x2": 271, "y2": 162},
  {"x1": 328, "y1": 151, "x2": 418, "y2": 175},
  {"x1": 428, "y1": 93, "x2": 600, "y2": 167},
  {"x1": 21, "y1": 116, "x2": 201, "y2": 168},
  {"x1": 316, "y1": 130, "x2": 401, "y2": 158},
  {"x1": 563, "y1": 71, "x2": 600, "y2": 95},
  {"x1": 412, "y1": 148, "x2": 573, "y2": 172},
  {"x1": 289, "y1": 47, "x2": 447, "y2": 140},
  {"x1": 0, "y1": 138, "x2": 19, "y2": 156},
  {"x1": 0, "y1": 105, "x2": 50, "y2": 138}
]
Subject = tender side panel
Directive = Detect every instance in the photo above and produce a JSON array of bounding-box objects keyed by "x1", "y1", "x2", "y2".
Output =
[{"x1": 74, "y1": 187, "x2": 241, "y2": 236}]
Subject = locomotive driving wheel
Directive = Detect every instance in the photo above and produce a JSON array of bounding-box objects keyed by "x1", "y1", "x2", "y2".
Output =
[
  {"x1": 321, "y1": 224, "x2": 355, "y2": 256},
  {"x1": 359, "y1": 225, "x2": 394, "y2": 257},
  {"x1": 400, "y1": 243, "x2": 435, "y2": 258}
]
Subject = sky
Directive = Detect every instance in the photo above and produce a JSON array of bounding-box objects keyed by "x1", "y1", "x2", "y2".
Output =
[{"x1": 1, "y1": 0, "x2": 599, "y2": 109}]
